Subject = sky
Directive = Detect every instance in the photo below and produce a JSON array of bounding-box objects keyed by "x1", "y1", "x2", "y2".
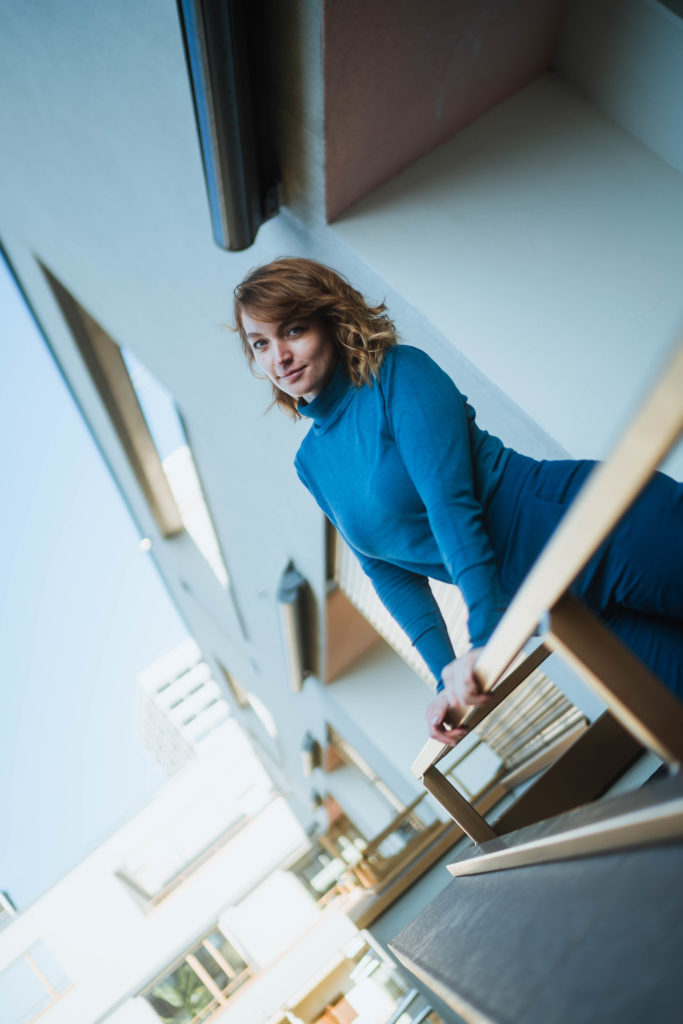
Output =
[{"x1": 0, "y1": 256, "x2": 190, "y2": 910}]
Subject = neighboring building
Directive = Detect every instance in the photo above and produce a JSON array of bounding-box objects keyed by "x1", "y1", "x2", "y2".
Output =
[
  {"x1": 0, "y1": 724, "x2": 446, "y2": 1024},
  {"x1": 1, "y1": 0, "x2": 681, "y2": 1021},
  {"x1": 137, "y1": 638, "x2": 231, "y2": 775}
]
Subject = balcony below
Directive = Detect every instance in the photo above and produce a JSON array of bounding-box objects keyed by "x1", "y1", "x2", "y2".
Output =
[{"x1": 390, "y1": 773, "x2": 683, "y2": 1024}]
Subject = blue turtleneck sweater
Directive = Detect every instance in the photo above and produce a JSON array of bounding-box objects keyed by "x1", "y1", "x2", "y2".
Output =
[{"x1": 295, "y1": 344, "x2": 513, "y2": 688}]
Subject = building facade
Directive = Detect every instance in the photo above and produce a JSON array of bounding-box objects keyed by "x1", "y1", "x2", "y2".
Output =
[
  {"x1": 1, "y1": 0, "x2": 681, "y2": 1021},
  {"x1": 137, "y1": 638, "x2": 231, "y2": 775}
]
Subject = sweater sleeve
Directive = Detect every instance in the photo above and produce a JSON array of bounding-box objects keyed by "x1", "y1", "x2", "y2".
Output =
[
  {"x1": 295, "y1": 457, "x2": 454, "y2": 689},
  {"x1": 351, "y1": 550, "x2": 455, "y2": 687},
  {"x1": 382, "y1": 347, "x2": 507, "y2": 647}
]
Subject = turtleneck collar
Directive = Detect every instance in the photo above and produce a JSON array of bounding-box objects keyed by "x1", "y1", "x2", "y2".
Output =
[{"x1": 298, "y1": 360, "x2": 356, "y2": 431}]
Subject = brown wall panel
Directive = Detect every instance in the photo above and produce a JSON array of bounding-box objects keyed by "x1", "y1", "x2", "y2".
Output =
[{"x1": 323, "y1": 0, "x2": 568, "y2": 220}]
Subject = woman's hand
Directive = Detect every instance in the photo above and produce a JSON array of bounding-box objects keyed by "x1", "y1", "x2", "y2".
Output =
[{"x1": 425, "y1": 648, "x2": 490, "y2": 746}]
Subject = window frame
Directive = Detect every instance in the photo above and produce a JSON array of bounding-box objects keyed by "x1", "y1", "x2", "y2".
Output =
[
  {"x1": 142, "y1": 925, "x2": 252, "y2": 1024},
  {"x1": 0, "y1": 943, "x2": 72, "y2": 1024}
]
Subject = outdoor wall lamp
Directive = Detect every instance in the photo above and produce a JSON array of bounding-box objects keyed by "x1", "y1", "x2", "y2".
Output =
[
  {"x1": 301, "y1": 732, "x2": 322, "y2": 778},
  {"x1": 277, "y1": 561, "x2": 313, "y2": 693}
]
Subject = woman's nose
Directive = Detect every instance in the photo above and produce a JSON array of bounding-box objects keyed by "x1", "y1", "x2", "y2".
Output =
[{"x1": 273, "y1": 340, "x2": 292, "y2": 367}]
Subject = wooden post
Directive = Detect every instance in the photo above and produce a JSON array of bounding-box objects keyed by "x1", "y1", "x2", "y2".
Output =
[
  {"x1": 422, "y1": 767, "x2": 497, "y2": 843},
  {"x1": 547, "y1": 594, "x2": 683, "y2": 766}
]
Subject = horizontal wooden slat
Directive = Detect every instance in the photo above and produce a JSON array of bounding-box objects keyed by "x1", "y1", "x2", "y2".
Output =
[{"x1": 448, "y1": 797, "x2": 683, "y2": 877}]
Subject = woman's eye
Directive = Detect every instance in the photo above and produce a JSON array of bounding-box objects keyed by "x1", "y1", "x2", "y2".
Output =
[
  {"x1": 252, "y1": 339, "x2": 267, "y2": 350},
  {"x1": 287, "y1": 325, "x2": 305, "y2": 337}
]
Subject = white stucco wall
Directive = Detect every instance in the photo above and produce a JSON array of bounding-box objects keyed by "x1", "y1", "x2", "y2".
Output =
[
  {"x1": 555, "y1": 0, "x2": 683, "y2": 176},
  {"x1": 327, "y1": 643, "x2": 439, "y2": 798},
  {"x1": 332, "y1": 72, "x2": 683, "y2": 480}
]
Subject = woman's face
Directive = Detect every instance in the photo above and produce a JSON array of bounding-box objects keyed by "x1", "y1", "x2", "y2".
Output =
[{"x1": 241, "y1": 310, "x2": 337, "y2": 403}]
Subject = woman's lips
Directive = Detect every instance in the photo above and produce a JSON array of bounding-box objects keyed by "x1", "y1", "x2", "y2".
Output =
[{"x1": 279, "y1": 366, "x2": 305, "y2": 383}]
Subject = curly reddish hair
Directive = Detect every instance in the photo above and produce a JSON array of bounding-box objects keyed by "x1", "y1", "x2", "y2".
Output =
[{"x1": 233, "y1": 257, "x2": 397, "y2": 418}]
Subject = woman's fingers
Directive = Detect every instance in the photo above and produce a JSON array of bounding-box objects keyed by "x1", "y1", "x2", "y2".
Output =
[
  {"x1": 426, "y1": 647, "x2": 492, "y2": 744},
  {"x1": 425, "y1": 696, "x2": 468, "y2": 745},
  {"x1": 440, "y1": 649, "x2": 490, "y2": 707},
  {"x1": 428, "y1": 718, "x2": 468, "y2": 745}
]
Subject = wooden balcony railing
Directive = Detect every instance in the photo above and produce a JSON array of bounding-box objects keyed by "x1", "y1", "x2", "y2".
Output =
[
  {"x1": 411, "y1": 337, "x2": 683, "y2": 844},
  {"x1": 312, "y1": 719, "x2": 587, "y2": 930},
  {"x1": 333, "y1": 525, "x2": 586, "y2": 810}
]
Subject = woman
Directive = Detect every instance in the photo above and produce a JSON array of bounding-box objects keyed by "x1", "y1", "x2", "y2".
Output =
[{"x1": 234, "y1": 257, "x2": 683, "y2": 744}]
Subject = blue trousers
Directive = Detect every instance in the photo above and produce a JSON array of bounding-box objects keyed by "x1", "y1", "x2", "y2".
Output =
[{"x1": 486, "y1": 456, "x2": 683, "y2": 697}]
